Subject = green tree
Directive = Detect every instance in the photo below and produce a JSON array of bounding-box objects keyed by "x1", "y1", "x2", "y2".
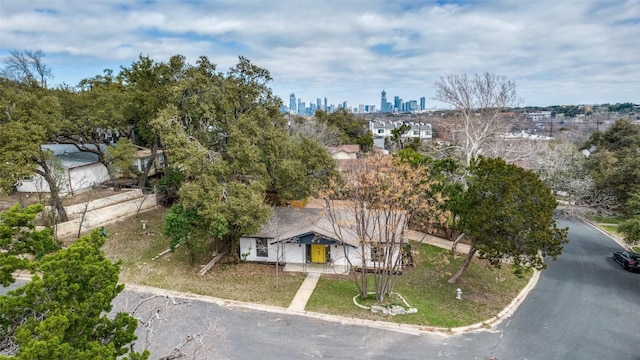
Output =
[
  {"x1": 315, "y1": 108, "x2": 369, "y2": 144},
  {"x1": 54, "y1": 70, "x2": 133, "y2": 181},
  {"x1": 0, "y1": 203, "x2": 58, "y2": 286},
  {"x1": 149, "y1": 57, "x2": 337, "y2": 261},
  {"x1": 585, "y1": 119, "x2": 640, "y2": 210},
  {"x1": 396, "y1": 149, "x2": 464, "y2": 238},
  {"x1": 0, "y1": 79, "x2": 69, "y2": 222},
  {"x1": 119, "y1": 55, "x2": 188, "y2": 188},
  {"x1": 164, "y1": 204, "x2": 220, "y2": 265},
  {"x1": 449, "y1": 157, "x2": 568, "y2": 283},
  {"x1": 0, "y1": 208, "x2": 147, "y2": 359},
  {"x1": 619, "y1": 190, "x2": 640, "y2": 246},
  {"x1": 389, "y1": 123, "x2": 412, "y2": 151}
]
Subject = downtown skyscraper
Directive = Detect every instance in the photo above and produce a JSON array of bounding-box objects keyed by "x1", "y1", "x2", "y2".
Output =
[{"x1": 289, "y1": 93, "x2": 297, "y2": 111}]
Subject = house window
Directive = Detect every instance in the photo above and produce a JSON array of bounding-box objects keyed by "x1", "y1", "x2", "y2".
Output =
[
  {"x1": 412, "y1": 130, "x2": 419, "y2": 136},
  {"x1": 377, "y1": 129, "x2": 385, "y2": 134},
  {"x1": 256, "y1": 238, "x2": 268, "y2": 257},
  {"x1": 370, "y1": 243, "x2": 385, "y2": 262}
]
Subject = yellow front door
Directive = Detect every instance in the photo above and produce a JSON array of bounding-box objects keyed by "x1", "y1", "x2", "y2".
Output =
[{"x1": 311, "y1": 244, "x2": 326, "y2": 263}]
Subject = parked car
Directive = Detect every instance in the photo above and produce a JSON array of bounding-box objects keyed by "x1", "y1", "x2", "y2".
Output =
[{"x1": 613, "y1": 251, "x2": 640, "y2": 272}]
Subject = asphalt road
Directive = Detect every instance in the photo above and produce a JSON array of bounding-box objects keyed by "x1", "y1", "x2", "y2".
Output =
[
  {"x1": 481, "y1": 218, "x2": 640, "y2": 359},
  {"x1": 3, "y1": 219, "x2": 639, "y2": 359}
]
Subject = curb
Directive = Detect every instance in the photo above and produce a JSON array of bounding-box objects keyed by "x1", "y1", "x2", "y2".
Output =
[
  {"x1": 584, "y1": 219, "x2": 630, "y2": 251},
  {"x1": 449, "y1": 268, "x2": 541, "y2": 334},
  {"x1": 124, "y1": 268, "x2": 540, "y2": 337},
  {"x1": 5, "y1": 272, "x2": 539, "y2": 336}
]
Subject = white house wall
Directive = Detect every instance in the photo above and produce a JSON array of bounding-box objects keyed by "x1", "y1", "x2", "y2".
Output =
[
  {"x1": 16, "y1": 172, "x2": 51, "y2": 193},
  {"x1": 68, "y1": 164, "x2": 110, "y2": 194},
  {"x1": 239, "y1": 238, "x2": 402, "y2": 269},
  {"x1": 16, "y1": 163, "x2": 109, "y2": 194}
]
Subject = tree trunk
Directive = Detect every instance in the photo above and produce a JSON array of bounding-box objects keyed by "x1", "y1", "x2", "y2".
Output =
[
  {"x1": 451, "y1": 232, "x2": 465, "y2": 256},
  {"x1": 138, "y1": 139, "x2": 159, "y2": 189},
  {"x1": 37, "y1": 163, "x2": 68, "y2": 223},
  {"x1": 448, "y1": 244, "x2": 476, "y2": 284}
]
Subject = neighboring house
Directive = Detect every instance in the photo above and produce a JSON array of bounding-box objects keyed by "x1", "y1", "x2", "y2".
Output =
[
  {"x1": 501, "y1": 131, "x2": 552, "y2": 141},
  {"x1": 16, "y1": 144, "x2": 109, "y2": 195},
  {"x1": 132, "y1": 145, "x2": 166, "y2": 178},
  {"x1": 16, "y1": 144, "x2": 166, "y2": 194},
  {"x1": 326, "y1": 145, "x2": 360, "y2": 160},
  {"x1": 369, "y1": 120, "x2": 432, "y2": 149},
  {"x1": 239, "y1": 206, "x2": 406, "y2": 274},
  {"x1": 526, "y1": 111, "x2": 553, "y2": 121}
]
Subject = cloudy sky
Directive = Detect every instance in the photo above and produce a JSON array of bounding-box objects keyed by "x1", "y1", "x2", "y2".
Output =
[{"x1": 1, "y1": 0, "x2": 638, "y2": 109}]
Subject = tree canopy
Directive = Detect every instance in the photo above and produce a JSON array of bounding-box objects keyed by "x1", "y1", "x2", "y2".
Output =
[
  {"x1": 585, "y1": 119, "x2": 640, "y2": 211},
  {"x1": 449, "y1": 157, "x2": 568, "y2": 283},
  {"x1": 0, "y1": 205, "x2": 147, "y2": 359},
  {"x1": 0, "y1": 79, "x2": 69, "y2": 222},
  {"x1": 140, "y1": 56, "x2": 338, "y2": 261}
]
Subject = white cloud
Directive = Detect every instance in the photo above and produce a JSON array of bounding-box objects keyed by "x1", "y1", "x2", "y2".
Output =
[{"x1": 1, "y1": 0, "x2": 638, "y2": 107}]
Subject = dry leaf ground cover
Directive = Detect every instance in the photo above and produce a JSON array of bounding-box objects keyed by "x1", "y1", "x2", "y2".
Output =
[{"x1": 100, "y1": 206, "x2": 306, "y2": 308}]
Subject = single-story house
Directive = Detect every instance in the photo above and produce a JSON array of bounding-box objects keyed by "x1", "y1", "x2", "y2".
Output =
[
  {"x1": 239, "y1": 206, "x2": 406, "y2": 274},
  {"x1": 16, "y1": 144, "x2": 110, "y2": 195},
  {"x1": 16, "y1": 144, "x2": 166, "y2": 194},
  {"x1": 326, "y1": 145, "x2": 360, "y2": 160}
]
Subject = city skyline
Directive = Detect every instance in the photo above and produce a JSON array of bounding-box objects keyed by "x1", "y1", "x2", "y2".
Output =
[
  {"x1": 284, "y1": 89, "x2": 429, "y2": 114},
  {"x1": 1, "y1": 1, "x2": 638, "y2": 108}
]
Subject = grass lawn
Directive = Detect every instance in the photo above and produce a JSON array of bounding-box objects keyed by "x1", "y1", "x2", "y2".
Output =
[
  {"x1": 100, "y1": 207, "x2": 306, "y2": 308},
  {"x1": 306, "y1": 243, "x2": 531, "y2": 328},
  {"x1": 587, "y1": 215, "x2": 626, "y2": 225},
  {"x1": 98, "y1": 206, "x2": 531, "y2": 328}
]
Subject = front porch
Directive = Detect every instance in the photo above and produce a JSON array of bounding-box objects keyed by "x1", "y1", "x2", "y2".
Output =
[{"x1": 283, "y1": 262, "x2": 349, "y2": 275}]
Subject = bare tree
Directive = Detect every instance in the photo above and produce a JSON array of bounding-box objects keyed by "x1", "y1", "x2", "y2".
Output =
[
  {"x1": 323, "y1": 153, "x2": 448, "y2": 302},
  {"x1": 434, "y1": 72, "x2": 519, "y2": 166},
  {"x1": 484, "y1": 137, "x2": 549, "y2": 165},
  {"x1": 288, "y1": 118, "x2": 342, "y2": 146},
  {"x1": 264, "y1": 212, "x2": 284, "y2": 288},
  {"x1": 2, "y1": 49, "x2": 53, "y2": 87},
  {"x1": 125, "y1": 293, "x2": 223, "y2": 360}
]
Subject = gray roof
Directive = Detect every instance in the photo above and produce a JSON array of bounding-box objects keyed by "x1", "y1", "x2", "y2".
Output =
[
  {"x1": 41, "y1": 144, "x2": 105, "y2": 169},
  {"x1": 246, "y1": 207, "x2": 406, "y2": 247}
]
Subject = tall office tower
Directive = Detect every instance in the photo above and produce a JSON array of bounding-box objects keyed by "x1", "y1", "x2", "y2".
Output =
[
  {"x1": 299, "y1": 101, "x2": 306, "y2": 115},
  {"x1": 420, "y1": 97, "x2": 426, "y2": 111},
  {"x1": 317, "y1": 98, "x2": 322, "y2": 110},
  {"x1": 324, "y1": 97, "x2": 328, "y2": 111},
  {"x1": 394, "y1": 96, "x2": 401, "y2": 112},
  {"x1": 343, "y1": 101, "x2": 347, "y2": 110},
  {"x1": 381, "y1": 90, "x2": 388, "y2": 112},
  {"x1": 289, "y1": 93, "x2": 297, "y2": 111}
]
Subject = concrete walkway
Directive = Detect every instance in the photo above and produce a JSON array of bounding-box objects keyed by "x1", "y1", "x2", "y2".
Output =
[
  {"x1": 288, "y1": 272, "x2": 321, "y2": 311},
  {"x1": 408, "y1": 230, "x2": 471, "y2": 254}
]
